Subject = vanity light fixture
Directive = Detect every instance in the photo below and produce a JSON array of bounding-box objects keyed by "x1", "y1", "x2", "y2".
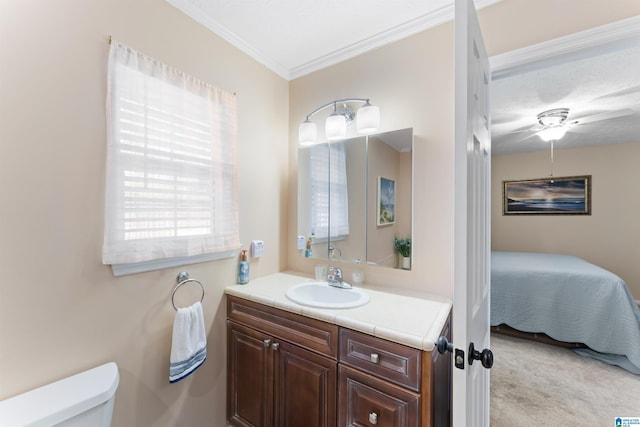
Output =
[{"x1": 298, "y1": 98, "x2": 380, "y2": 146}]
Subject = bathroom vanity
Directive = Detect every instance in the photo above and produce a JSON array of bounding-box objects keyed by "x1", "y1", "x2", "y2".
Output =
[{"x1": 226, "y1": 273, "x2": 452, "y2": 427}]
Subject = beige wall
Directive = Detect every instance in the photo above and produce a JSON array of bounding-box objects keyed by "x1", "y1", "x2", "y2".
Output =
[
  {"x1": 288, "y1": 0, "x2": 640, "y2": 298},
  {"x1": 288, "y1": 21, "x2": 457, "y2": 297},
  {"x1": 0, "y1": 1, "x2": 288, "y2": 425},
  {"x1": 2, "y1": 0, "x2": 640, "y2": 425},
  {"x1": 492, "y1": 142, "x2": 640, "y2": 300},
  {"x1": 367, "y1": 137, "x2": 402, "y2": 267},
  {"x1": 478, "y1": 0, "x2": 640, "y2": 57},
  {"x1": 482, "y1": 0, "x2": 640, "y2": 303}
]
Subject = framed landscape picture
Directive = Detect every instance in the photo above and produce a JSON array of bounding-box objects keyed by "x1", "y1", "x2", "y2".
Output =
[
  {"x1": 503, "y1": 175, "x2": 591, "y2": 215},
  {"x1": 377, "y1": 176, "x2": 396, "y2": 225}
]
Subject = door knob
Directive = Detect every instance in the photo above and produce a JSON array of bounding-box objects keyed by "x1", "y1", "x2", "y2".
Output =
[
  {"x1": 437, "y1": 336, "x2": 465, "y2": 369},
  {"x1": 468, "y1": 342, "x2": 493, "y2": 369},
  {"x1": 436, "y1": 336, "x2": 454, "y2": 354}
]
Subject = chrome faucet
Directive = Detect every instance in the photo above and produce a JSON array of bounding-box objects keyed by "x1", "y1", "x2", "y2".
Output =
[{"x1": 327, "y1": 267, "x2": 352, "y2": 289}]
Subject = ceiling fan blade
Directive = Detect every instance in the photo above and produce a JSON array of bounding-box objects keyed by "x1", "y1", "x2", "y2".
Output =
[
  {"x1": 569, "y1": 108, "x2": 634, "y2": 126},
  {"x1": 592, "y1": 86, "x2": 640, "y2": 103},
  {"x1": 515, "y1": 132, "x2": 541, "y2": 144},
  {"x1": 493, "y1": 124, "x2": 541, "y2": 136}
]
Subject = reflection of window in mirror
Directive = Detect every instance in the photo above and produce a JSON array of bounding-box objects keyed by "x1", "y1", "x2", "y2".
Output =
[
  {"x1": 308, "y1": 142, "x2": 349, "y2": 241},
  {"x1": 297, "y1": 129, "x2": 411, "y2": 269}
]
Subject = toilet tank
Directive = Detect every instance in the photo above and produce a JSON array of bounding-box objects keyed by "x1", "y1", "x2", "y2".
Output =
[{"x1": 0, "y1": 362, "x2": 119, "y2": 427}]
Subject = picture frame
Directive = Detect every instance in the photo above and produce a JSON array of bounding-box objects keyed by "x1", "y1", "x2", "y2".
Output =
[
  {"x1": 503, "y1": 175, "x2": 591, "y2": 215},
  {"x1": 377, "y1": 176, "x2": 396, "y2": 225}
]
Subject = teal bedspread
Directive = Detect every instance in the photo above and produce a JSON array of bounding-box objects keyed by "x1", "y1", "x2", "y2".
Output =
[{"x1": 491, "y1": 251, "x2": 640, "y2": 374}]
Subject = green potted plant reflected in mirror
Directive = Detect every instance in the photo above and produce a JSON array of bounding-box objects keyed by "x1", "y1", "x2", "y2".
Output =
[{"x1": 393, "y1": 236, "x2": 411, "y2": 270}]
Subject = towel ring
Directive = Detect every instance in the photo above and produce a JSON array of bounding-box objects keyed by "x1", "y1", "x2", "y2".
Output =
[{"x1": 171, "y1": 271, "x2": 204, "y2": 311}]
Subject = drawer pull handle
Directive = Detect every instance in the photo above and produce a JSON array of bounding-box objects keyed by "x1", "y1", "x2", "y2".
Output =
[
  {"x1": 263, "y1": 339, "x2": 271, "y2": 348},
  {"x1": 369, "y1": 412, "x2": 378, "y2": 424},
  {"x1": 272, "y1": 342, "x2": 280, "y2": 350},
  {"x1": 370, "y1": 353, "x2": 380, "y2": 364}
]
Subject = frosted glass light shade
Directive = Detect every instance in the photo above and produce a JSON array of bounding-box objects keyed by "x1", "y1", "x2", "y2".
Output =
[
  {"x1": 538, "y1": 126, "x2": 567, "y2": 142},
  {"x1": 299, "y1": 120, "x2": 317, "y2": 145},
  {"x1": 356, "y1": 103, "x2": 380, "y2": 133},
  {"x1": 325, "y1": 113, "x2": 347, "y2": 140}
]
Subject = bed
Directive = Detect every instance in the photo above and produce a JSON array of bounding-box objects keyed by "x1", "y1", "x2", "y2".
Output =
[{"x1": 491, "y1": 251, "x2": 640, "y2": 374}]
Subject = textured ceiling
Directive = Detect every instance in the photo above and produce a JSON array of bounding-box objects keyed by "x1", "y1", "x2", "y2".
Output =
[
  {"x1": 164, "y1": 1, "x2": 639, "y2": 155},
  {"x1": 165, "y1": 0, "x2": 501, "y2": 79},
  {"x1": 491, "y1": 40, "x2": 640, "y2": 155}
]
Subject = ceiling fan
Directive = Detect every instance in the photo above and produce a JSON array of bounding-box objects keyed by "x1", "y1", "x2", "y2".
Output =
[
  {"x1": 506, "y1": 107, "x2": 634, "y2": 143},
  {"x1": 514, "y1": 107, "x2": 634, "y2": 178}
]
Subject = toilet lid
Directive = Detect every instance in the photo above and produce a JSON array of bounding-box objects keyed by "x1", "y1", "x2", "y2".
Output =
[{"x1": 0, "y1": 362, "x2": 119, "y2": 426}]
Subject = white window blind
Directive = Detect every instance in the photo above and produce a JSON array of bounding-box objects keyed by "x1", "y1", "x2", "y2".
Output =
[
  {"x1": 309, "y1": 142, "x2": 349, "y2": 240},
  {"x1": 103, "y1": 41, "x2": 239, "y2": 268}
]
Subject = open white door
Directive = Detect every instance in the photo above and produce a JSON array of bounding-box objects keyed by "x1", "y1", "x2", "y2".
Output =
[{"x1": 451, "y1": 0, "x2": 492, "y2": 425}]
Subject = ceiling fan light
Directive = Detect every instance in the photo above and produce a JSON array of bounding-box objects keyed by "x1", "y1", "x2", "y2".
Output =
[
  {"x1": 298, "y1": 120, "x2": 317, "y2": 146},
  {"x1": 539, "y1": 116, "x2": 562, "y2": 126},
  {"x1": 538, "y1": 125, "x2": 567, "y2": 142},
  {"x1": 537, "y1": 108, "x2": 570, "y2": 127},
  {"x1": 356, "y1": 102, "x2": 380, "y2": 133},
  {"x1": 325, "y1": 113, "x2": 347, "y2": 140}
]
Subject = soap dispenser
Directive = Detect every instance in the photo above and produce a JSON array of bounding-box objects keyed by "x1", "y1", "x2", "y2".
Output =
[
  {"x1": 238, "y1": 249, "x2": 250, "y2": 284},
  {"x1": 304, "y1": 237, "x2": 313, "y2": 258}
]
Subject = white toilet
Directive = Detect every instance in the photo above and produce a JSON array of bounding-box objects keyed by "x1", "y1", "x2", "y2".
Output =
[{"x1": 0, "y1": 362, "x2": 119, "y2": 427}]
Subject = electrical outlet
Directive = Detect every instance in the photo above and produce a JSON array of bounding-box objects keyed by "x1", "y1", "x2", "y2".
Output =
[{"x1": 251, "y1": 240, "x2": 265, "y2": 258}]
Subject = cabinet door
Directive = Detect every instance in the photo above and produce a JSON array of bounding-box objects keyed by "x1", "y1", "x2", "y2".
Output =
[
  {"x1": 228, "y1": 321, "x2": 274, "y2": 427},
  {"x1": 273, "y1": 340, "x2": 337, "y2": 427},
  {"x1": 339, "y1": 365, "x2": 419, "y2": 427}
]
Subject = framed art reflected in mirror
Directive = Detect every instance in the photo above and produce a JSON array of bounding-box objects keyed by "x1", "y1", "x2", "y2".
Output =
[{"x1": 377, "y1": 176, "x2": 396, "y2": 226}]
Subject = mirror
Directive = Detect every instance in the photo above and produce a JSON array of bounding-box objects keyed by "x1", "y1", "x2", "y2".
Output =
[{"x1": 297, "y1": 128, "x2": 413, "y2": 270}]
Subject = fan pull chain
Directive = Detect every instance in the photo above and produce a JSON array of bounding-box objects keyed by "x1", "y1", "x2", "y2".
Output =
[{"x1": 549, "y1": 140, "x2": 554, "y2": 181}]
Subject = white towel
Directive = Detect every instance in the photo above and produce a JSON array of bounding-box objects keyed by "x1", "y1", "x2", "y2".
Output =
[{"x1": 169, "y1": 301, "x2": 207, "y2": 383}]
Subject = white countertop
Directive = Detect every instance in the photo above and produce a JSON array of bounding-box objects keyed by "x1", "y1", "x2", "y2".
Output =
[{"x1": 225, "y1": 272, "x2": 452, "y2": 351}]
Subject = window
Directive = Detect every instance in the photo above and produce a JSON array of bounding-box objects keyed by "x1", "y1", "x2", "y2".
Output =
[
  {"x1": 309, "y1": 142, "x2": 349, "y2": 240},
  {"x1": 103, "y1": 41, "x2": 239, "y2": 275}
]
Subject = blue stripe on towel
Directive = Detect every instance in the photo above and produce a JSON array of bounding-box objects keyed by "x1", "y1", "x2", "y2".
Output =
[{"x1": 169, "y1": 346, "x2": 207, "y2": 383}]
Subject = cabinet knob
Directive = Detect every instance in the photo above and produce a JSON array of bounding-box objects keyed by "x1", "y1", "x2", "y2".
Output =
[
  {"x1": 263, "y1": 339, "x2": 271, "y2": 348},
  {"x1": 272, "y1": 342, "x2": 280, "y2": 350},
  {"x1": 370, "y1": 353, "x2": 380, "y2": 364},
  {"x1": 369, "y1": 412, "x2": 378, "y2": 424}
]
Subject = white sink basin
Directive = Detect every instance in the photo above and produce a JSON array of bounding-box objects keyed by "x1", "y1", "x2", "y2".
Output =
[{"x1": 285, "y1": 282, "x2": 370, "y2": 309}]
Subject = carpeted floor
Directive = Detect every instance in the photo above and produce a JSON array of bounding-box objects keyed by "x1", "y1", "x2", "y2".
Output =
[{"x1": 490, "y1": 333, "x2": 640, "y2": 426}]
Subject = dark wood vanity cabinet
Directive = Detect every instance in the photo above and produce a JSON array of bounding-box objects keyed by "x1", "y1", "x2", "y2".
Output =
[
  {"x1": 338, "y1": 327, "x2": 451, "y2": 427},
  {"x1": 227, "y1": 296, "x2": 338, "y2": 427},
  {"x1": 227, "y1": 321, "x2": 274, "y2": 427},
  {"x1": 339, "y1": 364, "x2": 420, "y2": 427},
  {"x1": 227, "y1": 295, "x2": 451, "y2": 427}
]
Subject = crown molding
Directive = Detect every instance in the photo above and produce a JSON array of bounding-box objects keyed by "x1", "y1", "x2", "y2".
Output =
[
  {"x1": 490, "y1": 15, "x2": 640, "y2": 79},
  {"x1": 291, "y1": 0, "x2": 502, "y2": 80},
  {"x1": 167, "y1": 0, "x2": 503, "y2": 81},
  {"x1": 165, "y1": 0, "x2": 291, "y2": 79}
]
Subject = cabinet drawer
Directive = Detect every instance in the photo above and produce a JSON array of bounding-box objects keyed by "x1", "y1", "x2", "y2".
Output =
[
  {"x1": 339, "y1": 365, "x2": 419, "y2": 427},
  {"x1": 339, "y1": 328, "x2": 421, "y2": 392},
  {"x1": 227, "y1": 295, "x2": 338, "y2": 358}
]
